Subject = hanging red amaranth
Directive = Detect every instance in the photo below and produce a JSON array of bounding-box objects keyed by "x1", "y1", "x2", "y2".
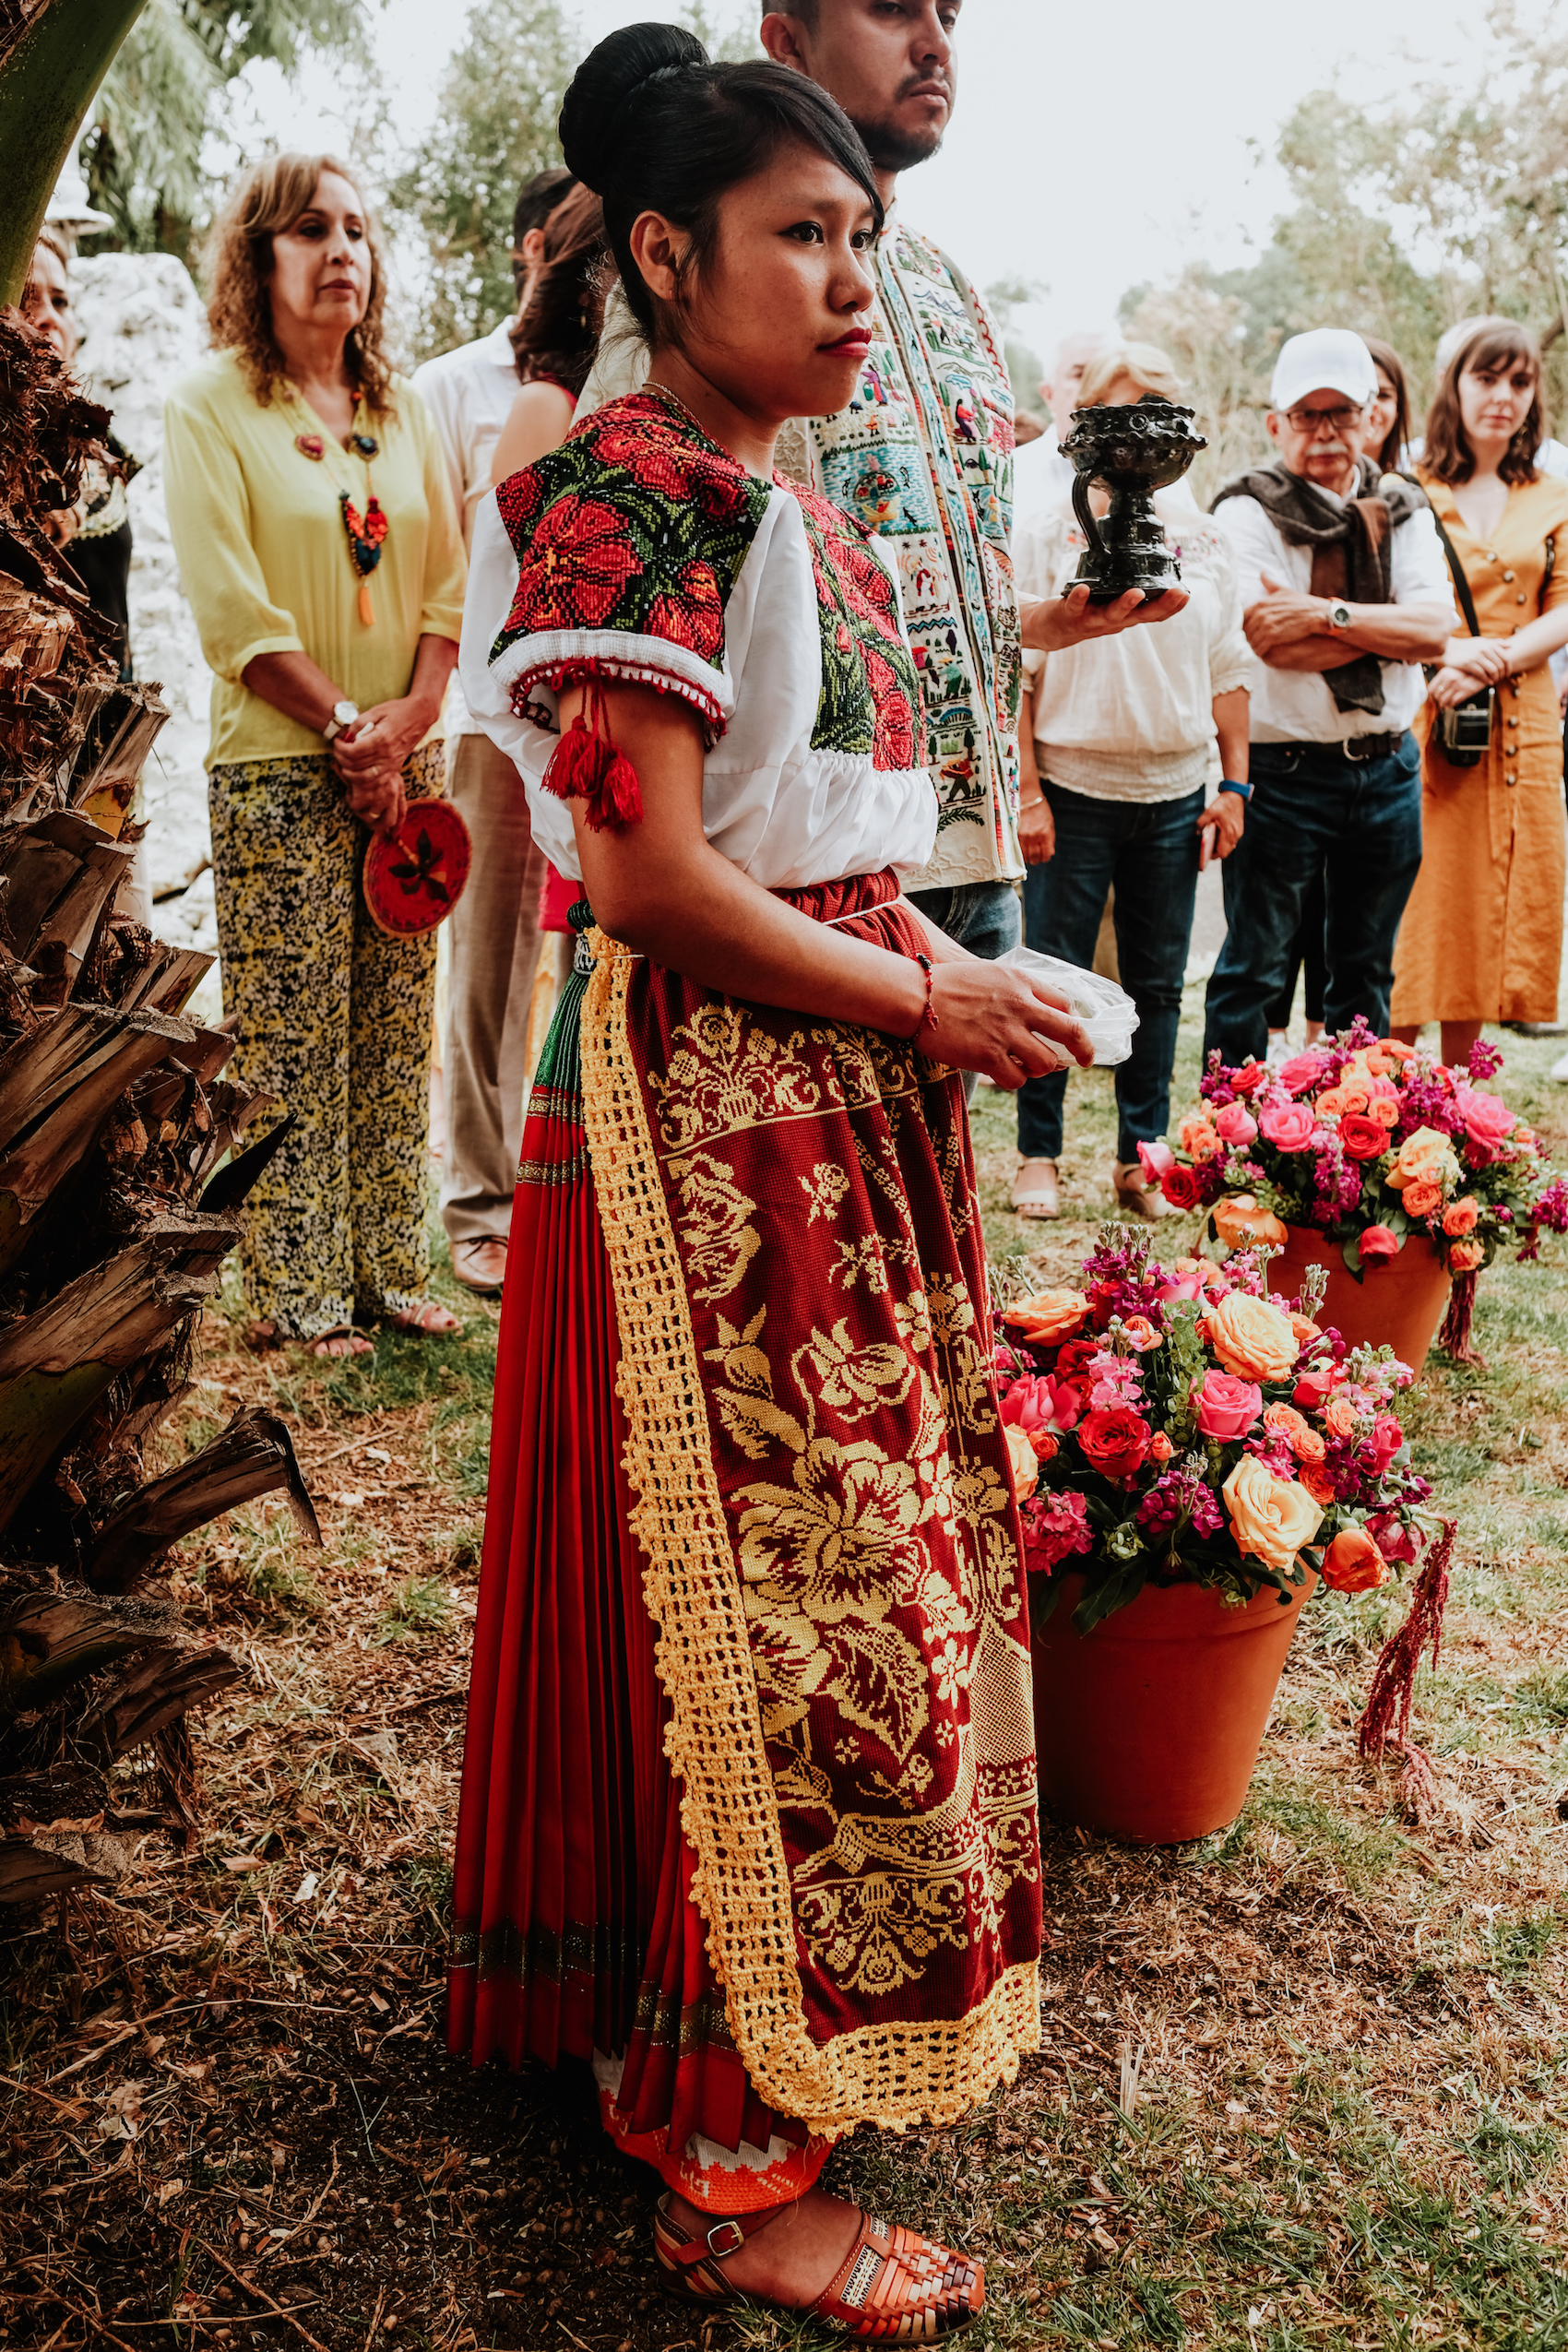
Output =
[
  {"x1": 541, "y1": 675, "x2": 643, "y2": 834},
  {"x1": 1357, "y1": 1516, "x2": 1455, "y2": 1797},
  {"x1": 1438, "y1": 1269, "x2": 1483, "y2": 1367}
]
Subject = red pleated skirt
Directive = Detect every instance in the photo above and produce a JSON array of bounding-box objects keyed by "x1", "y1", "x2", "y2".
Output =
[{"x1": 446, "y1": 942, "x2": 811, "y2": 2191}]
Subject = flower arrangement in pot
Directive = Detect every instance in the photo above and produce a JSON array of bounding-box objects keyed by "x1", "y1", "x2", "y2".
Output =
[
  {"x1": 996, "y1": 1224, "x2": 1447, "y2": 1845},
  {"x1": 1140, "y1": 1022, "x2": 1568, "y2": 1368}
]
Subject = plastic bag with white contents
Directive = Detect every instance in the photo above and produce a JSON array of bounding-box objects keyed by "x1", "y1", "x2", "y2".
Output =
[{"x1": 996, "y1": 944, "x2": 1139, "y2": 1066}]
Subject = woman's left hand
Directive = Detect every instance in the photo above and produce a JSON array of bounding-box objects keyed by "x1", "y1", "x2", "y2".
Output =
[{"x1": 1444, "y1": 636, "x2": 1511, "y2": 683}]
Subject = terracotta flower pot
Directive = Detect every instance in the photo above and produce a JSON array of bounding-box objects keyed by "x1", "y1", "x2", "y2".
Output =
[
  {"x1": 1271, "y1": 1225, "x2": 1451, "y2": 1372},
  {"x1": 1029, "y1": 1570, "x2": 1312, "y2": 1844}
]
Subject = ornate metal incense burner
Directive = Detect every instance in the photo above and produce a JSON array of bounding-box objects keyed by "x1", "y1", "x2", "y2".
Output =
[{"x1": 1059, "y1": 396, "x2": 1207, "y2": 600}]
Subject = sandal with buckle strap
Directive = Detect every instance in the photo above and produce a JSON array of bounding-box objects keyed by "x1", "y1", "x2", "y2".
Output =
[{"x1": 652, "y1": 2194, "x2": 983, "y2": 2339}]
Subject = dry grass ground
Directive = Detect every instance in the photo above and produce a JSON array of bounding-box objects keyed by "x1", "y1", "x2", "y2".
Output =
[{"x1": 5, "y1": 994, "x2": 1568, "y2": 2352}]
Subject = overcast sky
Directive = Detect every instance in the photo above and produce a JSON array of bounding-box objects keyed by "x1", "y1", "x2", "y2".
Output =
[{"x1": 243, "y1": 0, "x2": 1503, "y2": 374}]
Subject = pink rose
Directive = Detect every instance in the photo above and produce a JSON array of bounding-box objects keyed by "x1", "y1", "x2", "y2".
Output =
[
  {"x1": 1360, "y1": 1224, "x2": 1400, "y2": 1265},
  {"x1": 1136, "y1": 1138, "x2": 1176, "y2": 1182},
  {"x1": 1215, "y1": 1101, "x2": 1259, "y2": 1146},
  {"x1": 1001, "y1": 1372, "x2": 1082, "y2": 1439},
  {"x1": 1277, "y1": 1050, "x2": 1330, "y2": 1098},
  {"x1": 1156, "y1": 1269, "x2": 1206, "y2": 1305},
  {"x1": 1258, "y1": 1101, "x2": 1317, "y2": 1151},
  {"x1": 1458, "y1": 1089, "x2": 1515, "y2": 1148},
  {"x1": 1366, "y1": 1413, "x2": 1404, "y2": 1473},
  {"x1": 1193, "y1": 1369, "x2": 1264, "y2": 1442}
]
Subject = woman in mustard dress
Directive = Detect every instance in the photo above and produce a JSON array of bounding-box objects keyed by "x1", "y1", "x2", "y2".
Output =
[{"x1": 1392, "y1": 320, "x2": 1568, "y2": 1065}]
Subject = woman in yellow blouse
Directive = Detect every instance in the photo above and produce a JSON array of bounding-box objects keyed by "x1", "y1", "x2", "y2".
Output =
[
  {"x1": 1392, "y1": 320, "x2": 1568, "y2": 1066},
  {"x1": 166, "y1": 152, "x2": 467, "y2": 1358}
]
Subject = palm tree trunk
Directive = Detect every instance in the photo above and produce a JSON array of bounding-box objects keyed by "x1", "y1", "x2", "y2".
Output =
[{"x1": 0, "y1": 0, "x2": 148, "y2": 304}]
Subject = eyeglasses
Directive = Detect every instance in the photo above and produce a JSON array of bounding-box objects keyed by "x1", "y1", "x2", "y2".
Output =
[{"x1": 1281, "y1": 403, "x2": 1367, "y2": 436}]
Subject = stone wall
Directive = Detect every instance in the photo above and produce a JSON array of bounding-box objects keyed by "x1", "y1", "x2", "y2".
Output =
[{"x1": 70, "y1": 252, "x2": 217, "y2": 965}]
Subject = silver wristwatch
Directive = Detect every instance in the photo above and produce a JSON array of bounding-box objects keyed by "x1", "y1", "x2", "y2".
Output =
[
  {"x1": 323, "y1": 698, "x2": 360, "y2": 742},
  {"x1": 1326, "y1": 600, "x2": 1353, "y2": 631}
]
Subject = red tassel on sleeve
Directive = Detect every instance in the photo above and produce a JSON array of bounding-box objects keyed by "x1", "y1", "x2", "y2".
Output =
[{"x1": 541, "y1": 675, "x2": 643, "y2": 834}]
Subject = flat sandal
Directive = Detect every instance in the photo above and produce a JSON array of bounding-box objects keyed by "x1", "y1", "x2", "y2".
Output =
[{"x1": 652, "y1": 2192, "x2": 983, "y2": 2339}]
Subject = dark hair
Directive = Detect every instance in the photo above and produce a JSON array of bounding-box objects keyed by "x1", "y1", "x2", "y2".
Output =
[
  {"x1": 512, "y1": 167, "x2": 576, "y2": 248},
  {"x1": 1360, "y1": 334, "x2": 1411, "y2": 474},
  {"x1": 1420, "y1": 318, "x2": 1544, "y2": 487},
  {"x1": 558, "y1": 20, "x2": 883, "y2": 342},
  {"x1": 510, "y1": 182, "x2": 610, "y2": 399}
]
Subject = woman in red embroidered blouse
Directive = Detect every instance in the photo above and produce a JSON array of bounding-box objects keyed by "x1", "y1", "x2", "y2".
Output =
[{"x1": 447, "y1": 25, "x2": 1091, "y2": 2337}]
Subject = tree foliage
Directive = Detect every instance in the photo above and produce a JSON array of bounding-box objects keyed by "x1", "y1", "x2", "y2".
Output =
[
  {"x1": 387, "y1": 0, "x2": 575, "y2": 363},
  {"x1": 390, "y1": 0, "x2": 758, "y2": 364},
  {"x1": 81, "y1": 0, "x2": 366, "y2": 254},
  {"x1": 1120, "y1": 1, "x2": 1568, "y2": 485}
]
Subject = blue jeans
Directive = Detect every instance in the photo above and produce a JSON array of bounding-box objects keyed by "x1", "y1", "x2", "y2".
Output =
[
  {"x1": 905, "y1": 877, "x2": 1022, "y2": 962},
  {"x1": 1203, "y1": 733, "x2": 1423, "y2": 1065},
  {"x1": 1016, "y1": 783, "x2": 1204, "y2": 1164}
]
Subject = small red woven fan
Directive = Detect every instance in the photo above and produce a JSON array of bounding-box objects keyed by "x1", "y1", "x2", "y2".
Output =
[{"x1": 362, "y1": 802, "x2": 473, "y2": 937}]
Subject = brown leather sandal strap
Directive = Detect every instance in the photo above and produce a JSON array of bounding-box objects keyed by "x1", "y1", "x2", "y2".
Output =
[
  {"x1": 811, "y1": 2214, "x2": 983, "y2": 2336},
  {"x1": 657, "y1": 2194, "x2": 794, "y2": 2271}
]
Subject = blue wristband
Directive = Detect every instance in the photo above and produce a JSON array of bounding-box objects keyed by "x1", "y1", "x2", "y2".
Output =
[{"x1": 1218, "y1": 778, "x2": 1253, "y2": 801}]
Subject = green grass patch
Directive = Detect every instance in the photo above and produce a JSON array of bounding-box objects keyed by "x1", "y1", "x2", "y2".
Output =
[{"x1": 373, "y1": 1573, "x2": 454, "y2": 1645}]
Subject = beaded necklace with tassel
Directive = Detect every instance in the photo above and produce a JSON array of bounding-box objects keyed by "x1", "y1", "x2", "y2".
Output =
[{"x1": 288, "y1": 390, "x2": 388, "y2": 627}]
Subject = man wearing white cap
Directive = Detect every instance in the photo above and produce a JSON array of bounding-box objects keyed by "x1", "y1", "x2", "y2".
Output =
[{"x1": 1203, "y1": 327, "x2": 1456, "y2": 1061}]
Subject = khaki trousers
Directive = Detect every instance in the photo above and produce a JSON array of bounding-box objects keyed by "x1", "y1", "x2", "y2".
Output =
[{"x1": 440, "y1": 731, "x2": 546, "y2": 1246}]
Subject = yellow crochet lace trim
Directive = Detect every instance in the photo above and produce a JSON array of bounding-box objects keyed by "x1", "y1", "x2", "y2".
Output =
[{"x1": 578, "y1": 930, "x2": 1040, "y2": 2138}]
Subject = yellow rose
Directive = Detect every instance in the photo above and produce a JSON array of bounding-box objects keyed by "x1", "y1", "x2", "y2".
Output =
[
  {"x1": 1212, "y1": 1194, "x2": 1289, "y2": 1250},
  {"x1": 1222, "y1": 1455, "x2": 1324, "y2": 1573},
  {"x1": 1004, "y1": 1421, "x2": 1039, "y2": 1500},
  {"x1": 1387, "y1": 1125, "x2": 1458, "y2": 1191},
  {"x1": 1005, "y1": 1288, "x2": 1089, "y2": 1344},
  {"x1": 1207, "y1": 1290, "x2": 1300, "y2": 1383}
]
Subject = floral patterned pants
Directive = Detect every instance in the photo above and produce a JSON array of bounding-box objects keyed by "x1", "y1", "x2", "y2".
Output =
[{"x1": 208, "y1": 744, "x2": 441, "y2": 1340}]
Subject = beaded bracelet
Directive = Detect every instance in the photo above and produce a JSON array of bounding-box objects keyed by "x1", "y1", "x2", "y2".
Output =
[{"x1": 907, "y1": 951, "x2": 937, "y2": 1042}]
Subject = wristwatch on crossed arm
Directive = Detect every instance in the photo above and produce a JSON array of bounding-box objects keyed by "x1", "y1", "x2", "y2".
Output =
[
  {"x1": 1325, "y1": 600, "x2": 1353, "y2": 631},
  {"x1": 323, "y1": 698, "x2": 360, "y2": 743}
]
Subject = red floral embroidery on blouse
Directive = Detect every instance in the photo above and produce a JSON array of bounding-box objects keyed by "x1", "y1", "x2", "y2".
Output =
[
  {"x1": 505, "y1": 494, "x2": 644, "y2": 635},
  {"x1": 862, "y1": 642, "x2": 918, "y2": 772},
  {"x1": 646, "y1": 562, "x2": 724, "y2": 661},
  {"x1": 496, "y1": 465, "x2": 543, "y2": 533},
  {"x1": 586, "y1": 410, "x2": 753, "y2": 524}
]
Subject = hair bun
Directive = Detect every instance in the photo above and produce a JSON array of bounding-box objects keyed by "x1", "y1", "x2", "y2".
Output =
[{"x1": 560, "y1": 22, "x2": 708, "y2": 195}]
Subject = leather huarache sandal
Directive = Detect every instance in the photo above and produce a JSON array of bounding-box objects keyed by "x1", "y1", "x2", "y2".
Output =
[
  {"x1": 652, "y1": 2194, "x2": 983, "y2": 2339},
  {"x1": 1010, "y1": 1157, "x2": 1059, "y2": 1219}
]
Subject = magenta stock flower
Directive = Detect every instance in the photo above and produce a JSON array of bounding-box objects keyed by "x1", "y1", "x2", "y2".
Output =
[{"x1": 1023, "y1": 1490, "x2": 1095, "y2": 1573}]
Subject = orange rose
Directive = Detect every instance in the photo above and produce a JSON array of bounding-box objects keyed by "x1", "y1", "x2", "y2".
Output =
[
  {"x1": 1443, "y1": 1196, "x2": 1479, "y2": 1236},
  {"x1": 1381, "y1": 1037, "x2": 1417, "y2": 1062},
  {"x1": 1149, "y1": 1431, "x2": 1173, "y2": 1463},
  {"x1": 1222, "y1": 1455, "x2": 1324, "y2": 1573},
  {"x1": 1314, "y1": 1087, "x2": 1348, "y2": 1119},
  {"x1": 1448, "y1": 1238, "x2": 1484, "y2": 1273},
  {"x1": 1005, "y1": 1289, "x2": 1089, "y2": 1343},
  {"x1": 1212, "y1": 1194, "x2": 1289, "y2": 1250},
  {"x1": 1208, "y1": 1290, "x2": 1301, "y2": 1383},
  {"x1": 1029, "y1": 1430, "x2": 1060, "y2": 1462},
  {"x1": 1122, "y1": 1313, "x2": 1162, "y2": 1350},
  {"x1": 1370, "y1": 1096, "x2": 1400, "y2": 1128},
  {"x1": 1180, "y1": 1117, "x2": 1222, "y2": 1162},
  {"x1": 1403, "y1": 1181, "x2": 1443, "y2": 1218},
  {"x1": 1363, "y1": 1046, "x2": 1394, "y2": 1076},
  {"x1": 1288, "y1": 1313, "x2": 1323, "y2": 1348},
  {"x1": 1324, "y1": 1394, "x2": 1359, "y2": 1437},
  {"x1": 1004, "y1": 1421, "x2": 1039, "y2": 1499},
  {"x1": 1300, "y1": 1462, "x2": 1336, "y2": 1506},
  {"x1": 1322, "y1": 1526, "x2": 1388, "y2": 1593},
  {"x1": 1262, "y1": 1401, "x2": 1327, "y2": 1463}
]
